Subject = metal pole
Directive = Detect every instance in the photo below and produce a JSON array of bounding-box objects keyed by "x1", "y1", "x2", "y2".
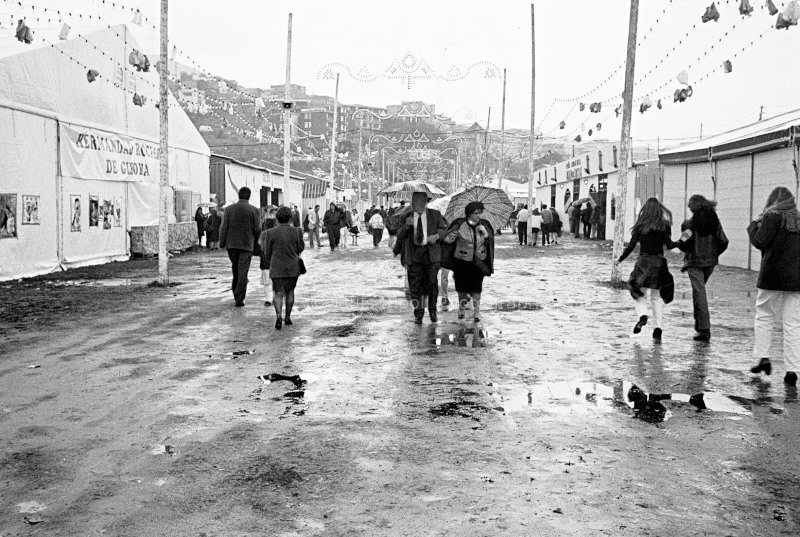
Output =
[
  {"x1": 157, "y1": 0, "x2": 169, "y2": 285},
  {"x1": 499, "y1": 67, "x2": 507, "y2": 190},
  {"x1": 527, "y1": 4, "x2": 535, "y2": 213},
  {"x1": 328, "y1": 73, "x2": 339, "y2": 204},
  {"x1": 357, "y1": 125, "x2": 363, "y2": 215},
  {"x1": 611, "y1": 0, "x2": 640, "y2": 282},
  {"x1": 483, "y1": 107, "x2": 491, "y2": 182},
  {"x1": 283, "y1": 13, "x2": 292, "y2": 204}
]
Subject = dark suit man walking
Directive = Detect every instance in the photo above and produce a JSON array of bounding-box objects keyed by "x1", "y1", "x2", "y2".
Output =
[
  {"x1": 397, "y1": 191, "x2": 447, "y2": 324},
  {"x1": 219, "y1": 187, "x2": 261, "y2": 307}
]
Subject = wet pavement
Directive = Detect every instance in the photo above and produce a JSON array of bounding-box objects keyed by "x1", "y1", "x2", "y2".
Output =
[{"x1": 1, "y1": 232, "x2": 799, "y2": 535}]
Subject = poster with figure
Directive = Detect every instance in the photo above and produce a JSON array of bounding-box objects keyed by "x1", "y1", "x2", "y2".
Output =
[
  {"x1": 102, "y1": 199, "x2": 112, "y2": 229},
  {"x1": 113, "y1": 197, "x2": 122, "y2": 227},
  {"x1": 0, "y1": 194, "x2": 17, "y2": 238},
  {"x1": 70, "y1": 195, "x2": 81, "y2": 232},
  {"x1": 89, "y1": 195, "x2": 99, "y2": 227},
  {"x1": 21, "y1": 195, "x2": 40, "y2": 225}
]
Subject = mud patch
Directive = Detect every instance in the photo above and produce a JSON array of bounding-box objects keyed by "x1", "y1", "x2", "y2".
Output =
[
  {"x1": 16, "y1": 425, "x2": 61, "y2": 439},
  {"x1": 430, "y1": 400, "x2": 493, "y2": 421},
  {"x1": 98, "y1": 356, "x2": 166, "y2": 369},
  {"x1": 168, "y1": 368, "x2": 205, "y2": 381},
  {"x1": 0, "y1": 449, "x2": 71, "y2": 491},
  {"x1": 315, "y1": 320, "x2": 364, "y2": 338}
]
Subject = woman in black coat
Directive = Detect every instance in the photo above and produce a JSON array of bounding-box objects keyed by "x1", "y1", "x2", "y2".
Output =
[
  {"x1": 747, "y1": 186, "x2": 800, "y2": 386},
  {"x1": 261, "y1": 206, "x2": 305, "y2": 330},
  {"x1": 194, "y1": 207, "x2": 206, "y2": 246},
  {"x1": 676, "y1": 194, "x2": 728, "y2": 341}
]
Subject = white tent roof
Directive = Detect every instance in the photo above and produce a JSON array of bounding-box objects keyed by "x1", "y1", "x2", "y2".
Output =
[{"x1": 0, "y1": 23, "x2": 208, "y2": 156}]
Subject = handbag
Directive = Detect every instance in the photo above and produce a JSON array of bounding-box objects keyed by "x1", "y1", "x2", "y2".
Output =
[{"x1": 298, "y1": 258, "x2": 307, "y2": 275}]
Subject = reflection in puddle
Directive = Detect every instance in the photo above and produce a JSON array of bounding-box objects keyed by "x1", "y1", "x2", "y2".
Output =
[
  {"x1": 429, "y1": 326, "x2": 488, "y2": 348},
  {"x1": 50, "y1": 278, "x2": 132, "y2": 287}
]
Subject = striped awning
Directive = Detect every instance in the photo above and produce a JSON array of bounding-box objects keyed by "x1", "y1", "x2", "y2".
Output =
[{"x1": 302, "y1": 181, "x2": 328, "y2": 199}]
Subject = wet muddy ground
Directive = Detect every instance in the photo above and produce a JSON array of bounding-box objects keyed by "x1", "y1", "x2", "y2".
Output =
[{"x1": 1, "y1": 232, "x2": 799, "y2": 536}]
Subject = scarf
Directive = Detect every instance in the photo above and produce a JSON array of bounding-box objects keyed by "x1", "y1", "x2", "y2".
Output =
[{"x1": 762, "y1": 198, "x2": 800, "y2": 233}]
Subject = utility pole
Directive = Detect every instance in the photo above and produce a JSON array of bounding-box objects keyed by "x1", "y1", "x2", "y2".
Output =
[
  {"x1": 357, "y1": 123, "x2": 363, "y2": 215},
  {"x1": 699, "y1": 123, "x2": 703, "y2": 140},
  {"x1": 328, "y1": 73, "x2": 339, "y2": 205},
  {"x1": 283, "y1": 14, "x2": 292, "y2": 205},
  {"x1": 527, "y1": 3, "x2": 535, "y2": 213},
  {"x1": 611, "y1": 0, "x2": 640, "y2": 283},
  {"x1": 499, "y1": 68, "x2": 507, "y2": 190},
  {"x1": 759, "y1": 105, "x2": 764, "y2": 121},
  {"x1": 483, "y1": 107, "x2": 491, "y2": 182},
  {"x1": 157, "y1": 0, "x2": 169, "y2": 285}
]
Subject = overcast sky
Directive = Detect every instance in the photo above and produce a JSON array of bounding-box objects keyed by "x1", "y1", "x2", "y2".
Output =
[{"x1": 4, "y1": 0, "x2": 800, "y2": 149}]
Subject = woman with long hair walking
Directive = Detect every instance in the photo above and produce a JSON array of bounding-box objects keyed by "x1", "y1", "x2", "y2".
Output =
[
  {"x1": 614, "y1": 197, "x2": 677, "y2": 340},
  {"x1": 676, "y1": 194, "x2": 729, "y2": 341},
  {"x1": 748, "y1": 186, "x2": 800, "y2": 386}
]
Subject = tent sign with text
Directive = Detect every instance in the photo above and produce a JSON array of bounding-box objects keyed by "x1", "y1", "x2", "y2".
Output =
[{"x1": 60, "y1": 125, "x2": 160, "y2": 183}]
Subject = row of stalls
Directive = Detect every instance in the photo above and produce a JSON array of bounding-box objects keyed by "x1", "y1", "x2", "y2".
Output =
[{"x1": 659, "y1": 109, "x2": 800, "y2": 271}]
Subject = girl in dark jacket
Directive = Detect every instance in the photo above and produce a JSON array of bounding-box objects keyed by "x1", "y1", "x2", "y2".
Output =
[
  {"x1": 748, "y1": 186, "x2": 800, "y2": 386},
  {"x1": 676, "y1": 195, "x2": 729, "y2": 341},
  {"x1": 194, "y1": 207, "x2": 206, "y2": 246},
  {"x1": 615, "y1": 197, "x2": 677, "y2": 339}
]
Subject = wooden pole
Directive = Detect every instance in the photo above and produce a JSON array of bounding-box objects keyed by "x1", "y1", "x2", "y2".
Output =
[
  {"x1": 283, "y1": 14, "x2": 292, "y2": 205},
  {"x1": 157, "y1": 0, "x2": 169, "y2": 285},
  {"x1": 328, "y1": 73, "x2": 339, "y2": 205},
  {"x1": 527, "y1": 3, "x2": 535, "y2": 213},
  {"x1": 611, "y1": 0, "x2": 640, "y2": 282},
  {"x1": 499, "y1": 68, "x2": 507, "y2": 190}
]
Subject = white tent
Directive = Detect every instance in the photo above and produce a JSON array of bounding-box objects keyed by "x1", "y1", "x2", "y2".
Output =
[{"x1": 0, "y1": 24, "x2": 210, "y2": 280}]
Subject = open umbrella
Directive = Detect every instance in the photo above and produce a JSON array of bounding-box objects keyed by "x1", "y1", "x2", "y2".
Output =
[
  {"x1": 197, "y1": 202, "x2": 217, "y2": 208},
  {"x1": 444, "y1": 186, "x2": 514, "y2": 232},
  {"x1": 571, "y1": 197, "x2": 596, "y2": 208},
  {"x1": 377, "y1": 180, "x2": 446, "y2": 199}
]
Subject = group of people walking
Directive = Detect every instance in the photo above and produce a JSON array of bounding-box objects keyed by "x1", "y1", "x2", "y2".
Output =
[
  {"x1": 514, "y1": 204, "x2": 562, "y2": 246},
  {"x1": 615, "y1": 186, "x2": 798, "y2": 387}
]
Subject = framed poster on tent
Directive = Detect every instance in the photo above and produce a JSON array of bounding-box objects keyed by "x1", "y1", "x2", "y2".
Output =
[
  {"x1": 70, "y1": 195, "x2": 82, "y2": 232},
  {"x1": 0, "y1": 193, "x2": 16, "y2": 239},
  {"x1": 113, "y1": 197, "x2": 122, "y2": 227},
  {"x1": 89, "y1": 195, "x2": 99, "y2": 227},
  {"x1": 102, "y1": 198, "x2": 112, "y2": 230},
  {"x1": 21, "y1": 195, "x2": 40, "y2": 225}
]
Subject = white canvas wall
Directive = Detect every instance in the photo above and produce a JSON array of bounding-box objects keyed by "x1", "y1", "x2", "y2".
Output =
[
  {"x1": 714, "y1": 156, "x2": 751, "y2": 269},
  {"x1": 662, "y1": 164, "x2": 687, "y2": 225},
  {"x1": 0, "y1": 109, "x2": 59, "y2": 280}
]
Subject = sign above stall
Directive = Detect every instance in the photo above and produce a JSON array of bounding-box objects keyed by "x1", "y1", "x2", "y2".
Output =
[{"x1": 60, "y1": 125, "x2": 160, "y2": 183}]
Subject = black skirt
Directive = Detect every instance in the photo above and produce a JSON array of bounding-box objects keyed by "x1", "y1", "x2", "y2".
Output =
[
  {"x1": 272, "y1": 276, "x2": 299, "y2": 293},
  {"x1": 452, "y1": 258, "x2": 485, "y2": 294}
]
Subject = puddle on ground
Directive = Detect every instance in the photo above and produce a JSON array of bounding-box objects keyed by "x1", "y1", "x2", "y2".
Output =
[
  {"x1": 429, "y1": 400, "x2": 493, "y2": 421},
  {"x1": 428, "y1": 326, "x2": 488, "y2": 348},
  {"x1": 493, "y1": 300, "x2": 543, "y2": 311},
  {"x1": 50, "y1": 278, "x2": 132, "y2": 287}
]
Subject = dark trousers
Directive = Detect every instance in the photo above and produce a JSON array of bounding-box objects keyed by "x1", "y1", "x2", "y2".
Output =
[
  {"x1": 517, "y1": 222, "x2": 527, "y2": 245},
  {"x1": 408, "y1": 261, "x2": 440, "y2": 319},
  {"x1": 541, "y1": 223, "x2": 550, "y2": 244},
  {"x1": 227, "y1": 248, "x2": 252, "y2": 305},
  {"x1": 687, "y1": 266, "x2": 715, "y2": 331},
  {"x1": 372, "y1": 227, "x2": 384, "y2": 246},
  {"x1": 326, "y1": 225, "x2": 340, "y2": 250},
  {"x1": 583, "y1": 222, "x2": 591, "y2": 238}
]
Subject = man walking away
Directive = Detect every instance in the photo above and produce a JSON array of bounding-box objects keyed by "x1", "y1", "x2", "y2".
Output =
[
  {"x1": 219, "y1": 187, "x2": 261, "y2": 307},
  {"x1": 540, "y1": 204, "x2": 552, "y2": 246},
  {"x1": 516, "y1": 205, "x2": 530, "y2": 246},
  {"x1": 369, "y1": 210, "x2": 385, "y2": 247},
  {"x1": 307, "y1": 205, "x2": 321, "y2": 248},
  {"x1": 323, "y1": 202, "x2": 341, "y2": 251},
  {"x1": 582, "y1": 203, "x2": 593, "y2": 239},
  {"x1": 397, "y1": 191, "x2": 447, "y2": 324},
  {"x1": 550, "y1": 207, "x2": 561, "y2": 245}
]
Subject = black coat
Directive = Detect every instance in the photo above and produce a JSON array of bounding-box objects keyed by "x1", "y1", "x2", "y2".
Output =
[
  {"x1": 748, "y1": 211, "x2": 800, "y2": 291},
  {"x1": 677, "y1": 207, "x2": 728, "y2": 270},
  {"x1": 260, "y1": 224, "x2": 305, "y2": 277}
]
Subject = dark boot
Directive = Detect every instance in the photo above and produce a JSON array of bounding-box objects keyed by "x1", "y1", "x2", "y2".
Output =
[
  {"x1": 693, "y1": 329, "x2": 711, "y2": 342},
  {"x1": 750, "y1": 358, "x2": 771, "y2": 376},
  {"x1": 785, "y1": 371, "x2": 798, "y2": 386},
  {"x1": 633, "y1": 315, "x2": 648, "y2": 334}
]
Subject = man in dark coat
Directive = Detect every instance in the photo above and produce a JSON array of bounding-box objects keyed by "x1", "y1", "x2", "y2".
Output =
[
  {"x1": 397, "y1": 191, "x2": 448, "y2": 324},
  {"x1": 219, "y1": 187, "x2": 261, "y2": 307},
  {"x1": 323, "y1": 202, "x2": 341, "y2": 251},
  {"x1": 581, "y1": 204, "x2": 593, "y2": 239}
]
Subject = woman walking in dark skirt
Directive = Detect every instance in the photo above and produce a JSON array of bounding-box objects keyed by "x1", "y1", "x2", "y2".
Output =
[
  {"x1": 261, "y1": 206, "x2": 305, "y2": 330},
  {"x1": 614, "y1": 197, "x2": 677, "y2": 340},
  {"x1": 443, "y1": 201, "x2": 495, "y2": 323}
]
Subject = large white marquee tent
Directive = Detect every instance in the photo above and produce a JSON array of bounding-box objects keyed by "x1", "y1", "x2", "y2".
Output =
[{"x1": 0, "y1": 23, "x2": 210, "y2": 280}]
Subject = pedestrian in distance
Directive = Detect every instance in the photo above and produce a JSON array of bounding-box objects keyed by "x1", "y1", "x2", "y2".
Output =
[
  {"x1": 307, "y1": 204, "x2": 321, "y2": 248},
  {"x1": 676, "y1": 194, "x2": 729, "y2": 342},
  {"x1": 219, "y1": 187, "x2": 261, "y2": 307},
  {"x1": 589, "y1": 205, "x2": 601, "y2": 240},
  {"x1": 205, "y1": 206, "x2": 222, "y2": 249},
  {"x1": 350, "y1": 209, "x2": 362, "y2": 246},
  {"x1": 568, "y1": 204, "x2": 578, "y2": 236},
  {"x1": 396, "y1": 191, "x2": 447, "y2": 324},
  {"x1": 194, "y1": 206, "x2": 206, "y2": 247},
  {"x1": 258, "y1": 217, "x2": 275, "y2": 307},
  {"x1": 614, "y1": 197, "x2": 677, "y2": 340},
  {"x1": 581, "y1": 203, "x2": 593, "y2": 239},
  {"x1": 369, "y1": 210, "x2": 385, "y2": 247},
  {"x1": 291, "y1": 205, "x2": 301, "y2": 228},
  {"x1": 550, "y1": 206, "x2": 561, "y2": 244},
  {"x1": 261, "y1": 206, "x2": 305, "y2": 330},
  {"x1": 748, "y1": 186, "x2": 800, "y2": 386},
  {"x1": 443, "y1": 201, "x2": 495, "y2": 323},
  {"x1": 540, "y1": 204, "x2": 552, "y2": 245},
  {"x1": 597, "y1": 208, "x2": 607, "y2": 240},
  {"x1": 323, "y1": 202, "x2": 341, "y2": 251},
  {"x1": 338, "y1": 205, "x2": 351, "y2": 249},
  {"x1": 516, "y1": 204, "x2": 530, "y2": 245},
  {"x1": 530, "y1": 208, "x2": 542, "y2": 246},
  {"x1": 387, "y1": 204, "x2": 398, "y2": 248}
]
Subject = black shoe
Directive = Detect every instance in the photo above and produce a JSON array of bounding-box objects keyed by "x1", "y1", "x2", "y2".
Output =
[
  {"x1": 264, "y1": 300, "x2": 272, "y2": 307},
  {"x1": 785, "y1": 371, "x2": 798, "y2": 386},
  {"x1": 284, "y1": 317, "x2": 293, "y2": 326},
  {"x1": 414, "y1": 317, "x2": 423, "y2": 325},
  {"x1": 750, "y1": 358, "x2": 771, "y2": 376},
  {"x1": 275, "y1": 317, "x2": 282, "y2": 330},
  {"x1": 235, "y1": 302, "x2": 245, "y2": 308},
  {"x1": 653, "y1": 328, "x2": 662, "y2": 340},
  {"x1": 474, "y1": 317, "x2": 481, "y2": 323},
  {"x1": 693, "y1": 330, "x2": 710, "y2": 342},
  {"x1": 430, "y1": 312, "x2": 438, "y2": 323},
  {"x1": 633, "y1": 315, "x2": 648, "y2": 334},
  {"x1": 457, "y1": 313, "x2": 465, "y2": 320}
]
